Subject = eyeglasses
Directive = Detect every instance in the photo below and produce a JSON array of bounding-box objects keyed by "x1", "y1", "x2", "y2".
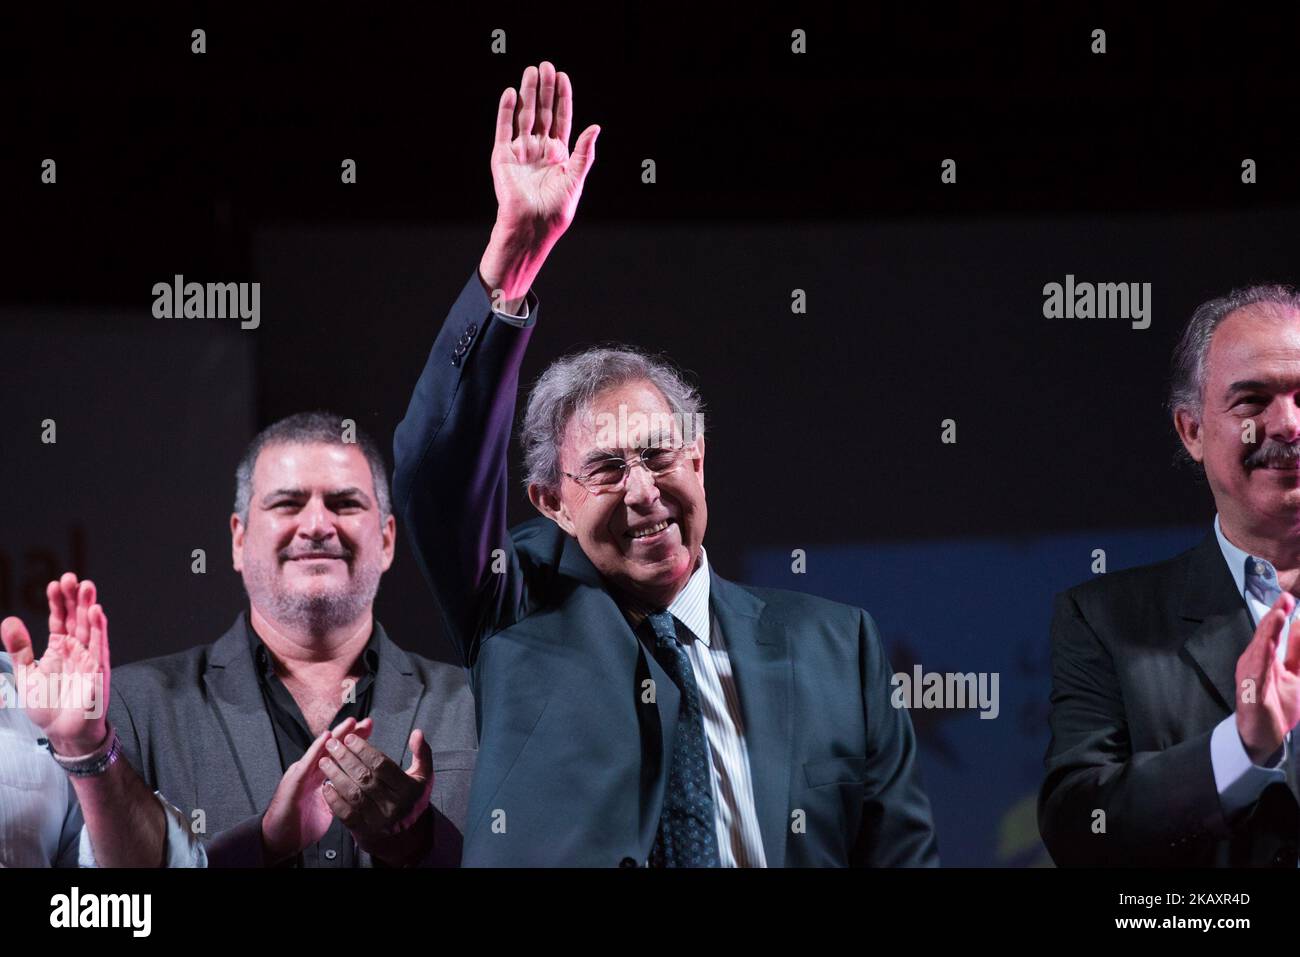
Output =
[{"x1": 562, "y1": 445, "x2": 694, "y2": 494}]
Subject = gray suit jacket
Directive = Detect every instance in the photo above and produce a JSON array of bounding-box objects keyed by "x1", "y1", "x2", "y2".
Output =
[{"x1": 109, "y1": 613, "x2": 478, "y2": 867}]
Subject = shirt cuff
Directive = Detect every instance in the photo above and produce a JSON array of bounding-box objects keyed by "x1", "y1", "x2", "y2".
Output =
[
  {"x1": 77, "y1": 825, "x2": 94, "y2": 867},
  {"x1": 491, "y1": 290, "x2": 535, "y2": 327},
  {"x1": 77, "y1": 791, "x2": 208, "y2": 868},
  {"x1": 1211, "y1": 714, "x2": 1286, "y2": 820},
  {"x1": 158, "y1": 791, "x2": 208, "y2": 867}
]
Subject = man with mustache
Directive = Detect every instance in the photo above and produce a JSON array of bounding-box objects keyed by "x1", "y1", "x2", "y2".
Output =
[
  {"x1": 90, "y1": 411, "x2": 477, "y2": 866},
  {"x1": 392, "y1": 61, "x2": 939, "y2": 866},
  {"x1": 1041, "y1": 286, "x2": 1300, "y2": 866}
]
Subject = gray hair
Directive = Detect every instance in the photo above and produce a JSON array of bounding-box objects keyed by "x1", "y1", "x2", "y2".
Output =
[
  {"x1": 1169, "y1": 284, "x2": 1300, "y2": 467},
  {"x1": 233, "y1": 411, "x2": 392, "y2": 523},
  {"x1": 520, "y1": 345, "x2": 706, "y2": 491}
]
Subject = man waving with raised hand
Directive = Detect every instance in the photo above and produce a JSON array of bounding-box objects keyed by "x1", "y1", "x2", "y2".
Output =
[{"x1": 393, "y1": 61, "x2": 938, "y2": 867}]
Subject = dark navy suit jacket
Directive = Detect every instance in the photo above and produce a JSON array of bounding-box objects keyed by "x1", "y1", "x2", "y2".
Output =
[{"x1": 392, "y1": 269, "x2": 940, "y2": 867}]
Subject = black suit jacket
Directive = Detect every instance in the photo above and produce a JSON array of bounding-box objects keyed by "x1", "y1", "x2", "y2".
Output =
[
  {"x1": 109, "y1": 614, "x2": 479, "y2": 866},
  {"x1": 391, "y1": 269, "x2": 939, "y2": 867},
  {"x1": 1039, "y1": 531, "x2": 1298, "y2": 866}
]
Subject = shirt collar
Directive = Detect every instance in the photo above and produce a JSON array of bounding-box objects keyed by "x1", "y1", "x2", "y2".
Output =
[
  {"x1": 1213, "y1": 513, "x2": 1292, "y2": 611},
  {"x1": 620, "y1": 545, "x2": 713, "y2": 647},
  {"x1": 244, "y1": 613, "x2": 381, "y2": 679},
  {"x1": 1215, "y1": 513, "x2": 1253, "y2": 599},
  {"x1": 0, "y1": 651, "x2": 11, "y2": 676},
  {"x1": 666, "y1": 545, "x2": 712, "y2": 647}
]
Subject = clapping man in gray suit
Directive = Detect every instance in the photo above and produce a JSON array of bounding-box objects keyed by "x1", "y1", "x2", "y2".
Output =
[{"x1": 98, "y1": 411, "x2": 478, "y2": 866}]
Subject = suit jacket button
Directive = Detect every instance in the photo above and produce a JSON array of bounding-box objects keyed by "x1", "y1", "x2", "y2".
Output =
[
  {"x1": 466, "y1": 323, "x2": 477, "y2": 336},
  {"x1": 1272, "y1": 843, "x2": 1296, "y2": 866},
  {"x1": 618, "y1": 857, "x2": 638, "y2": 868}
]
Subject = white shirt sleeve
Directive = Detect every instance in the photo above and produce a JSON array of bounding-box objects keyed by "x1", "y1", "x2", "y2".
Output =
[
  {"x1": 1211, "y1": 714, "x2": 1287, "y2": 819},
  {"x1": 77, "y1": 790, "x2": 209, "y2": 868}
]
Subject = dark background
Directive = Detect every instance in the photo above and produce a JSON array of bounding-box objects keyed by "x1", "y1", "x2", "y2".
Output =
[{"x1": 4, "y1": 2, "x2": 1300, "y2": 864}]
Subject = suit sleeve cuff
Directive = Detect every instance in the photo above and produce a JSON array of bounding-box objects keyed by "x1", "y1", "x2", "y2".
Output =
[
  {"x1": 205, "y1": 813, "x2": 271, "y2": 868},
  {"x1": 1211, "y1": 713, "x2": 1286, "y2": 819}
]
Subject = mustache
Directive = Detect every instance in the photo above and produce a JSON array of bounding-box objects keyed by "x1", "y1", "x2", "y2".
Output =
[{"x1": 1245, "y1": 441, "x2": 1300, "y2": 470}]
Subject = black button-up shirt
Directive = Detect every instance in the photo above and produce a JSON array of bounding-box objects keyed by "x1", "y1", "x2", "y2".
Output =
[{"x1": 245, "y1": 617, "x2": 380, "y2": 868}]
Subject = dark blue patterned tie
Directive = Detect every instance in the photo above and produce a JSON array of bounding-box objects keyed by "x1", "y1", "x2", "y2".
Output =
[{"x1": 645, "y1": 610, "x2": 721, "y2": 868}]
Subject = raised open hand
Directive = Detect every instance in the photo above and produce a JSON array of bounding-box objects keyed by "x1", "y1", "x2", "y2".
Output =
[
  {"x1": 479, "y1": 61, "x2": 600, "y2": 307},
  {"x1": 0, "y1": 572, "x2": 110, "y2": 755},
  {"x1": 490, "y1": 60, "x2": 600, "y2": 235}
]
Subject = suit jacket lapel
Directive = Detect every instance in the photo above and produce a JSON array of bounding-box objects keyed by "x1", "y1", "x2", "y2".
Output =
[
  {"x1": 368, "y1": 622, "x2": 422, "y2": 767},
  {"x1": 557, "y1": 532, "x2": 682, "y2": 855},
  {"x1": 203, "y1": 614, "x2": 285, "y2": 815},
  {"x1": 711, "y1": 571, "x2": 792, "y2": 868},
  {"x1": 1180, "y1": 531, "x2": 1254, "y2": 713}
]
